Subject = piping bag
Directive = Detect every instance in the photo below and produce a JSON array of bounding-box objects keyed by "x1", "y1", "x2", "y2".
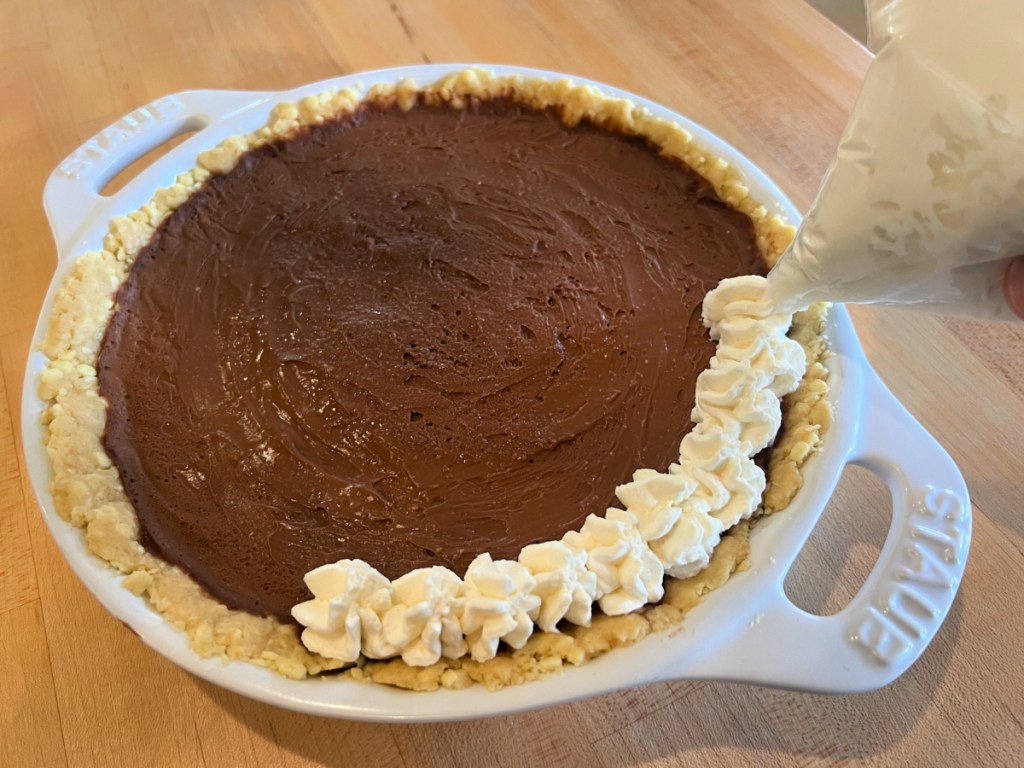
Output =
[{"x1": 765, "y1": 0, "x2": 1024, "y2": 322}]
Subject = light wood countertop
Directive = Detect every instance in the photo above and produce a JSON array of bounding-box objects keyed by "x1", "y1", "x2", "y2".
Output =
[{"x1": 2, "y1": 1, "x2": 1023, "y2": 765}]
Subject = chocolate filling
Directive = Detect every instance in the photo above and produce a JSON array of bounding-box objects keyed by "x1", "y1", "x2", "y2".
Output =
[{"x1": 98, "y1": 98, "x2": 767, "y2": 621}]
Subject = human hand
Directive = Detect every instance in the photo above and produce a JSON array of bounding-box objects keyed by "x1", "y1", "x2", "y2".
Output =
[{"x1": 1005, "y1": 256, "x2": 1024, "y2": 320}]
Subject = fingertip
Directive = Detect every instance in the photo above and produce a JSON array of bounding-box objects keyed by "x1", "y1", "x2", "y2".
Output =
[{"x1": 1004, "y1": 257, "x2": 1024, "y2": 321}]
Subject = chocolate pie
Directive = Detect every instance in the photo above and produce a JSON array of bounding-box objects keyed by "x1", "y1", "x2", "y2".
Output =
[{"x1": 39, "y1": 70, "x2": 830, "y2": 690}]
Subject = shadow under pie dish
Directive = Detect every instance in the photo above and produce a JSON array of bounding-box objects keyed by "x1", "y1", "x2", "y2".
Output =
[{"x1": 30, "y1": 67, "x2": 836, "y2": 707}]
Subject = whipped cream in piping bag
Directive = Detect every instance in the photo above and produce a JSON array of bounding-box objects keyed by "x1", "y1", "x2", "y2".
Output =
[
  {"x1": 292, "y1": 276, "x2": 806, "y2": 665},
  {"x1": 765, "y1": 0, "x2": 1024, "y2": 321}
]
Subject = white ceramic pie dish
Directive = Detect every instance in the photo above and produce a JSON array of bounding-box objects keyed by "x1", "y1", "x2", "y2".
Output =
[{"x1": 23, "y1": 64, "x2": 971, "y2": 722}]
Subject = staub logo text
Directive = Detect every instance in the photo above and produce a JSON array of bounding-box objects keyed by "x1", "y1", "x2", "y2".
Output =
[
  {"x1": 850, "y1": 485, "x2": 969, "y2": 664},
  {"x1": 57, "y1": 96, "x2": 184, "y2": 179}
]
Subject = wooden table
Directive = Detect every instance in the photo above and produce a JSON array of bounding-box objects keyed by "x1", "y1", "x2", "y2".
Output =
[{"x1": 3, "y1": 1, "x2": 1022, "y2": 765}]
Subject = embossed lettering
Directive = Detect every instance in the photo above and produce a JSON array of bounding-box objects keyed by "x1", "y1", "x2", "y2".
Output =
[
  {"x1": 897, "y1": 539, "x2": 953, "y2": 588},
  {"x1": 920, "y1": 486, "x2": 963, "y2": 521},
  {"x1": 911, "y1": 523, "x2": 960, "y2": 562},
  {"x1": 851, "y1": 607, "x2": 913, "y2": 663},
  {"x1": 848, "y1": 483, "x2": 969, "y2": 665},
  {"x1": 55, "y1": 96, "x2": 185, "y2": 179},
  {"x1": 877, "y1": 583, "x2": 934, "y2": 637},
  {"x1": 57, "y1": 155, "x2": 91, "y2": 178},
  {"x1": 149, "y1": 95, "x2": 182, "y2": 119}
]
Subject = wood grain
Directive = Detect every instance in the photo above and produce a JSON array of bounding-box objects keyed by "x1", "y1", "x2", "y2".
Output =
[{"x1": 3, "y1": 0, "x2": 1023, "y2": 765}]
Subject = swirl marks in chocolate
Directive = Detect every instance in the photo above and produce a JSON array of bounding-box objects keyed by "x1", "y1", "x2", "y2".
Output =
[{"x1": 99, "y1": 99, "x2": 766, "y2": 620}]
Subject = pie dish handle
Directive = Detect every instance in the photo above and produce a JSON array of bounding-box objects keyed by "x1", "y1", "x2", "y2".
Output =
[
  {"x1": 42, "y1": 89, "x2": 274, "y2": 255},
  {"x1": 685, "y1": 365, "x2": 971, "y2": 694}
]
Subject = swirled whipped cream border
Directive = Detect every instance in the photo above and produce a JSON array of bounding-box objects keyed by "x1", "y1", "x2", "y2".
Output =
[
  {"x1": 38, "y1": 69, "x2": 830, "y2": 687},
  {"x1": 293, "y1": 277, "x2": 805, "y2": 666}
]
